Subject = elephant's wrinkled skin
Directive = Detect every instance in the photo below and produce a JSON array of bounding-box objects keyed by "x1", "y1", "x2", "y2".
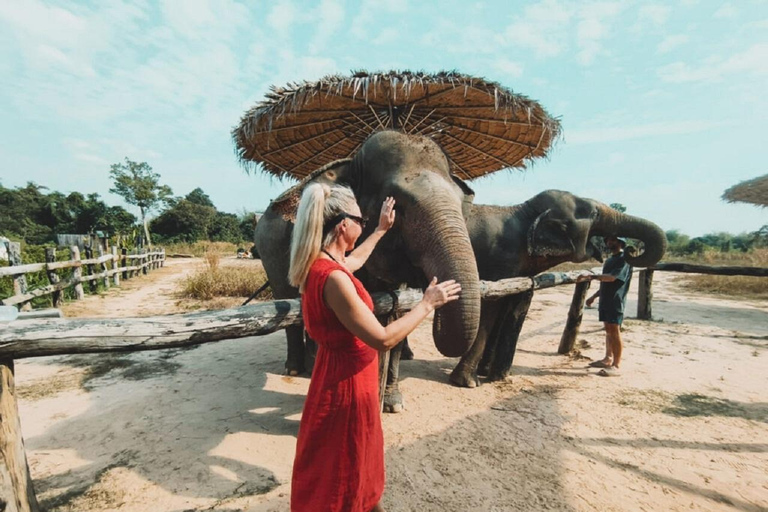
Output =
[
  {"x1": 448, "y1": 189, "x2": 668, "y2": 387},
  {"x1": 254, "y1": 131, "x2": 481, "y2": 401}
]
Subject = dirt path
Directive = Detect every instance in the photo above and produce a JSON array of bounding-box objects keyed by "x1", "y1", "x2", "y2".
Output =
[{"x1": 15, "y1": 263, "x2": 768, "y2": 512}]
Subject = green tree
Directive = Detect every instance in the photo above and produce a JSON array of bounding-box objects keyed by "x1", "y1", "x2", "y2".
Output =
[
  {"x1": 150, "y1": 199, "x2": 215, "y2": 243},
  {"x1": 109, "y1": 158, "x2": 172, "y2": 246},
  {"x1": 185, "y1": 187, "x2": 215, "y2": 207}
]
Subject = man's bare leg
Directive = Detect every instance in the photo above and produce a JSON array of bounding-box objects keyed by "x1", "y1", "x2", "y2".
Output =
[{"x1": 605, "y1": 322, "x2": 622, "y2": 368}]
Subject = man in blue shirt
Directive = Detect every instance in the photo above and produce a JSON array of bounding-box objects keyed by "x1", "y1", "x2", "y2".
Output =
[{"x1": 578, "y1": 236, "x2": 632, "y2": 376}]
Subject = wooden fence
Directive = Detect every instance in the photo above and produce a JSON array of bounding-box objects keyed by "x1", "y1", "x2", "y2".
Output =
[
  {"x1": 1, "y1": 262, "x2": 766, "y2": 510},
  {"x1": 0, "y1": 242, "x2": 166, "y2": 310}
]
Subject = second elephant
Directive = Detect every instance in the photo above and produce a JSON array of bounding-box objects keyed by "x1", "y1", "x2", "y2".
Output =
[{"x1": 446, "y1": 189, "x2": 667, "y2": 387}]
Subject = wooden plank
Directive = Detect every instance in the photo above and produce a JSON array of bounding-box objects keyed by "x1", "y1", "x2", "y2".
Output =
[
  {"x1": 0, "y1": 289, "x2": 423, "y2": 359},
  {"x1": 558, "y1": 281, "x2": 591, "y2": 354},
  {"x1": 70, "y1": 246, "x2": 84, "y2": 300},
  {"x1": 46, "y1": 261, "x2": 81, "y2": 271},
  {"x1": 7, "y1": 244, "x2": 31, "y2": 312},
  {"x1": 652, "y1": 262, "x2": 768, "y2": 277},
  {"x1": 0, "y1": 359, "x2": 41, "y2": 511},
  {"x1": 44, "y1": 248, "x2": 62, "y2": 308},
  {"x1": 0, "y1": 264, "x2": 46, "y2": 277},
  {"x1": 1, "y1": 276, "x2": 82, "y2": 306},
  {"x1": 637, "y1": 269, "x2": 654, "y2": 320},
  {"x1": 111, "y1": 247, "x2": 120, "y2": 286},
  {"x1": 98, "y1": 246, "x2": 110, "y2": 289}
]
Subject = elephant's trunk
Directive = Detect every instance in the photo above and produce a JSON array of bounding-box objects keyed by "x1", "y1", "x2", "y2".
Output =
[
  {"x1": 593, "y1": 205, "x2": 667, "y2": 268},
  {"x1": 403, "y1": 181, "x2": 481, "y2": 358}
]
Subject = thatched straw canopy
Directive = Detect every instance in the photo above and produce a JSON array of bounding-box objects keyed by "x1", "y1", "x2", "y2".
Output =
[
  {"x1": 722, "y1": 174, "x2": 768, "y2": 207},
  {"x1": 233, "y1": 70, "x2": 561, "y2": 181}
]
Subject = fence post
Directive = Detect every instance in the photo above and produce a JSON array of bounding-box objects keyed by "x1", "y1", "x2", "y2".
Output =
[
  {"x1": 160, "y1": 248, "x2": 165, "y2": 268},
  {"x1": 142, "y1": 249, "x2": 148, "y2": 276},
  {"x1": 121, "y1": 248, "x2": 128, "y2": 280},
  {"x1": 44, "y1": 247, "x2": 62, "y2": 308},
  {"x1": 637, "y1": 269, "x2": 654, "y2": 320},
  {"x1": 0, "y1": 358, "x2": 42, "y2": 512},
  {"x1": 97, "y1": 246, "x2": 109, "y2": 290},
  {"x1": 111, "y1": 247, "x2": 120, "y2": 286},
  {"x1": 7, "y1": 243, "x2": 31, "y2": 312},
  {"x1": 70, "y1": 246, "x2": 85, "y2": 300},
  {"x1": 84, "y1": 245, "x2": 97, "y2": 294},
  {"x1": 558, "y1": 281, "x2": 591, "y2": 355}
]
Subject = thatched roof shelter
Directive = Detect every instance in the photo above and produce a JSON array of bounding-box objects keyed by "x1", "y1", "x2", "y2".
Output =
[
  {"x1": 233, "y1": 70, "x2": 561, "y2": 181},
  {"x1": 722, "y1": 174, "x2": 768, "y2": 207}
]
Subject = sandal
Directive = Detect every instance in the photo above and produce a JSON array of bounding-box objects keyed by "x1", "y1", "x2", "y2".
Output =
[
  {"x1": 598, "y1": 367, "x2": 620, "y2": 377},
  {"x1": 588, "y1": 360, "x2": 611, "y2": 368}
]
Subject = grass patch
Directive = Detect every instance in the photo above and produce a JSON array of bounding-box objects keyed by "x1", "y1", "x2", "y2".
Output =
[
  {"x1": 672, "y1": 249, "x2": 768, "y2": 300},
  {"x1": 179, "y1": 255, "x2": 272, "y2": 301},
  {"x1": 163, "y1": 241, "x2": 246, "y2": 257}
]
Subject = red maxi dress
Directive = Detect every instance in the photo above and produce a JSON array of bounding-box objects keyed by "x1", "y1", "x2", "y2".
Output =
[{"x1": 291, "y1": 258, "x2": 385, "y2": 512}]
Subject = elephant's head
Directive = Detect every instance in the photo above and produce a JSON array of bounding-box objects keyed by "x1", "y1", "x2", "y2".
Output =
[
  {"x1": 276, "y1": 131, "x2": 481, "y2": 358},
  {"x1": 526, "y1": 190, "x2": 667, "y2": 270}
]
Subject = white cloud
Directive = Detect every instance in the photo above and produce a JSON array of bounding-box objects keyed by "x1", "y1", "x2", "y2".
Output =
[
  {"x1": 575, "y1": 2, "x2": 624, "y2": 65},
  {"x1": 638, "y1": 4, "x2": 671, "y2": 25},
  {"x1": 309, "y1": 0, "x2": 344, "y2": 54},
  {"x1": 351, "y1": 0, "x2": 409, "y2": 39},
  {"x1": 657, "y1": 34, "x2": 689, "y2": 54},
  {"x1": 268, "y1": 1, "x2": 298, "y2": 33},
  {"x1": 372, "y1": 28, "x2": 399, "y2": 46},
  {"x1": 497, "y1": 0, "x2": 573, "y2": 58},
  {"x1": 569, "y1": 120, "x2": 726, "y2": 144},
  {"x1": 658, "y1": 43, "x2": 768, "y2": 82},
  {"x1": 713, "y1": 3, "x2": 738, "y2": 19},
  {"x1": 493, "y1": 58, "x2": 524, "y2": 78}
]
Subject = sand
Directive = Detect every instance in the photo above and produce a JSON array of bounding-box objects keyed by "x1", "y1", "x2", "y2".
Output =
[{"x1": 15, "y1": 257, "x2": 768, "y2": 511}]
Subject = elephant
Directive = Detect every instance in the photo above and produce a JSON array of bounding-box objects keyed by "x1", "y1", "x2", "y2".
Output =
[
  {"x1": 447, "y1": 189, "x2": 668, "y2": 388},
  {"x1": 254, "y1": 130, "x2": 482, "y2": 393}
]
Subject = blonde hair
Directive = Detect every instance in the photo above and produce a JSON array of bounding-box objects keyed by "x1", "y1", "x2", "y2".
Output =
[{"x1": 289, "y1": 183, "x2": 357, "y2": 292}]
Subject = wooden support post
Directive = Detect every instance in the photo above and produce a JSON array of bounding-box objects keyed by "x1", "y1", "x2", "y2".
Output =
[
  {"x1": 141, "y1": 249, "x2": 148, "y2": 276},
  {"x1": 97, "y1": 246, "x2": 110, "y2": 290},
  {"x1": 160, "y1": 248, "x2": 165, "y2": 268},
  {"x1": 84, "y1": 246, "x2": 97, "y2": 293},
  {"x1": 70, "y1": 246, "x2": 85, "y2": 300},
  {"x1": 44, "y1": 248, "x2": 62, "y2": 308},
  {"x1": 0, "y1": 358, "x2": 41, "y2": 512},
  {"x1": 121, "y1": 248, "x2": 128, "y2": 280},
  {"x1": 7, "y1": 243, "x2": 31, "y2": 312},
  {"x1": 637, "y1": 269, "x2": 654, "y2": 320},
  {"x1": 558, "y1": 281, "x2": 591, "y2": 355},
  {"x1": 111, "y1": 247, "x2": 120, "y2": 287}
]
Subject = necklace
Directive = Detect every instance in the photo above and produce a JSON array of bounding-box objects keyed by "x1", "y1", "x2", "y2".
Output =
[{"x1": 322, "y1": 249, "x2": 340, "y2": 264}]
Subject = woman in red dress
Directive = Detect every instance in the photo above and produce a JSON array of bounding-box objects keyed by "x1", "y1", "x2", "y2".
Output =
[{"x1": 288, "y1": 183, "x2": 461, "y2": 512}]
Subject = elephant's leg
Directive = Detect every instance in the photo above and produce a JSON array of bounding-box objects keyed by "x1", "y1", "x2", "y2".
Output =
[
  {"x1": 285, "y1": 324, "x2": 305, "y2": 376},
  {"x1": 400, "y1": 337, "x2": 414, "y2": 361},
  {"x1": 487, "y1": 291, "x2": 533, "y2": 382},
  {"x1": 449, "y1": 299, "x2": 501, "y2": 388},
  {"x1": 382, "y1": 340, "x2": 405, "y2": 413},
  {"x1": 477, "y1": 298, "x2": 511, "y2": 377}
]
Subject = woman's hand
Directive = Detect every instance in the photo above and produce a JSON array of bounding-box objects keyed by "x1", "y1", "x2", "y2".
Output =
[
  {"x1": 422, "y1": 277, "x2": 461, "y2": 311},
  {"x1": 376, "y1": 196, "x2": 396, "y2": 232}
]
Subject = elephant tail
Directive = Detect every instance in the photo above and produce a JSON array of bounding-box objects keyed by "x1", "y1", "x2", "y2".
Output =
[{"x1": 242, "y1": 281, "x2": 271, "y2": 306}]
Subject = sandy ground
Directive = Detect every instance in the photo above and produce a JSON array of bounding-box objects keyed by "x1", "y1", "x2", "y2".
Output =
[{"x1": 15, "y1": 258, "x2": 768, "y2": 512}]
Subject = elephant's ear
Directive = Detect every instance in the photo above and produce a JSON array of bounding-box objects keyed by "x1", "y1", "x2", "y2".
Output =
[
  {"x1": 527, "y1": 208, "x2": 577, "y2": 257},
  {"x1": 450, "y1": 175, "x2": 475, "y2": 220},
  {"x1": 270, "y1": 159, "x2": 352, "y2": 222}
]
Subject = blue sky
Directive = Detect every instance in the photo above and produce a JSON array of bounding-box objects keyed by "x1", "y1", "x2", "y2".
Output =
[{"x1": 1, "y1": 0, "x2": 766, "y2": 237}]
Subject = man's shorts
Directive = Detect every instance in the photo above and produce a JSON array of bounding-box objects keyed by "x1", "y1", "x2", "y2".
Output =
[{"x1": 599, "y1": 309, "x2": 623, "y2": 325}]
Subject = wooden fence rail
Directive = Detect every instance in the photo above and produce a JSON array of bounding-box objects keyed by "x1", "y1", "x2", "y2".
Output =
[{"x1": 0, "y1": 242, "x2": 165, "y2": 309}]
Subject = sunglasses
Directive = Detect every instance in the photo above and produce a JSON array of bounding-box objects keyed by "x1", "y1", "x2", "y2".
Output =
[{"x1": 323, "y1": 212, "x2": 368, "y2": 235}]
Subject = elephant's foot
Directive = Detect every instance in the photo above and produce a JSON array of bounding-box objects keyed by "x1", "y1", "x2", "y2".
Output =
[
  {"x1": 486, "y1": 369, "x2": 510, "y2": 383},
  {"x1": 449, "y1": 365, "x2": 479, "y2": 388},
  {"x1": 382, "y1": 387, "x2": 404, "y2": 414},
  {"x1": 285, "y1": 360, "x2": 304, "y2": 377},
  {"x1": 477, "y1": 362, "x2": 490, "y2": 377}
]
